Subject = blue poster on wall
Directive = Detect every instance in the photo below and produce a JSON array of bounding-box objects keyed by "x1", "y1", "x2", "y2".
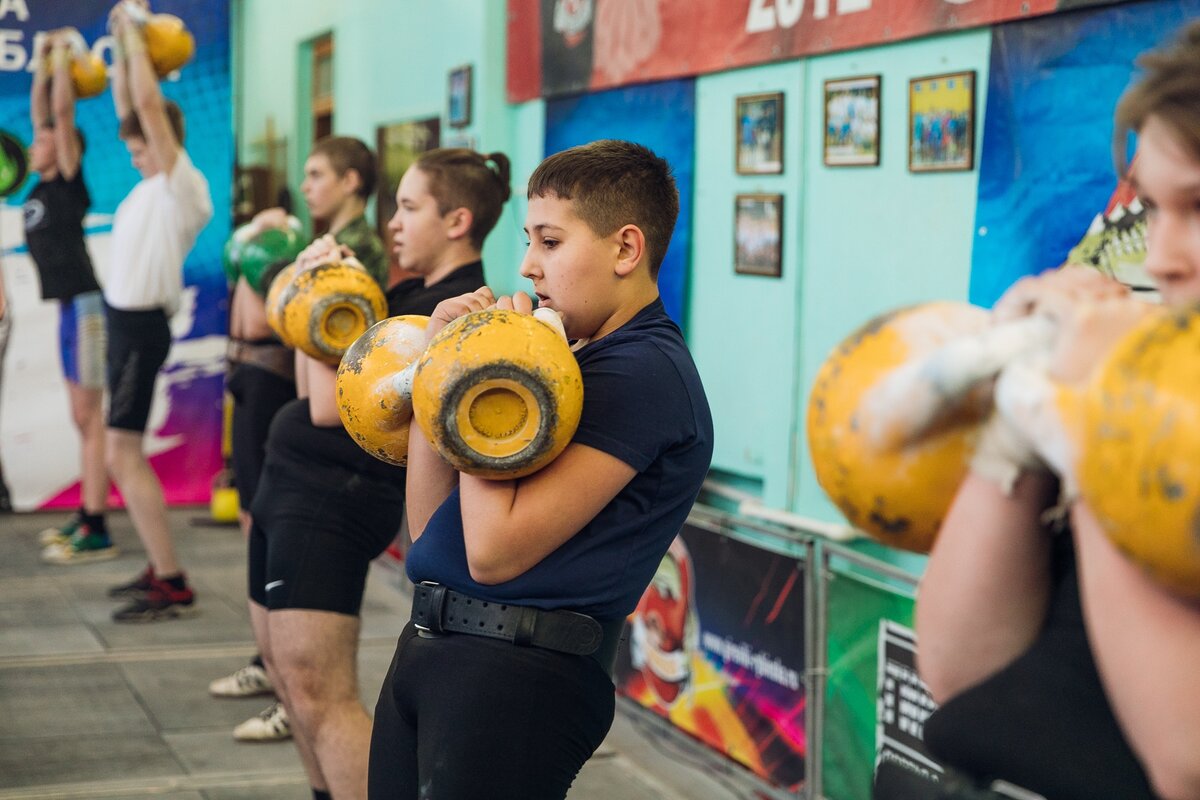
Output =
[
  {"x1": 0, "y1": 1, "x2": 231, "y2": 509},
  {"x1": 545, "y1": 79, "x2": 695, "y2": 327},
  {"x1": 970, "y1": 0, "x2": 1200, "y2": 307}
]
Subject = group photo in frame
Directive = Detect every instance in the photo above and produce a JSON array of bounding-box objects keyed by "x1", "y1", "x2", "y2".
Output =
[
  {"x1": 908, "y1": 70, "x2": 976, "y2": 172},
  {"x1": 823, "y1": 75, "x2": 881, "y2": 167},
  {"x1": 734, "y1": 193, "x2": 784, "y2": 277},
  {"x1": 448, "y1": 64, "x2": 473, "y2": 128},
  {"x1": 735, "y1": 92, "x2": 784, "y2": 175}
]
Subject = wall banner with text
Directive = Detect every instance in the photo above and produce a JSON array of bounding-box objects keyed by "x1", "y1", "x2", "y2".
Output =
[{"x1": 508, "y1": 0, "x2": 1134, "y2": 101}]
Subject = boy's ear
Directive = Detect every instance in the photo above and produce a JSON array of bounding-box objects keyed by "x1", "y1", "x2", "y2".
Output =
[
  {"x1": 613, "y1": 224, "x2": 646, "y2": 277},
  {"x1": 340, "y1": 167, "x2": 363, "y2": 196},
  {"x1": 444, "y1": 206, "x2": 475, "y2": 241}
]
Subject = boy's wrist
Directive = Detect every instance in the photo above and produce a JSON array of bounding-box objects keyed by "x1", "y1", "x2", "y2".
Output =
[
  {"x1": 49, "y1": 48, "x2": 71, "y2": 72},
  {"x1": 122, "y1": 28, "x2": 146, "y2": 57}
]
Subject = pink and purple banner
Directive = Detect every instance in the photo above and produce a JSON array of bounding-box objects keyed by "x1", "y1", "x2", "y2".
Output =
[{"x1": 0, "y1": 0, "x2": 231, "y2": 510}]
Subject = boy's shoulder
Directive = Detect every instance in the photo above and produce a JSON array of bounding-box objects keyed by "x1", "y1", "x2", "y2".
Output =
[
  {"x1": 335, "y1": 216, "x2": 388, "y2": 285},
  {"x1": 578, "y1": 312, "x2": 703, "y2": 402},
  {"x1": 581, "y1": 301, "x2": 687, "y2": 361}
]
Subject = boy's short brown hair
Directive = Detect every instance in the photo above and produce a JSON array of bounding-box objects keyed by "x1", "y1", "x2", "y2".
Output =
[
  {"x1": 310, "y1": 136, "x2": 376, "y2": 200},
  {"x1": 41, "y1": 122, "x2": 86, "y2": 154},
  {"x1": 119, "y1": 100, "x2": 185, "y2": 144},
  {"x1": 414, "y1": 148, "x2": 513, "y2": 250},
  {"x1": 527, "y1": 140, "x2": 679, "y2": 278},
  {"x1": 1115, "y1": 20, "x2": 1200, "y2": 174}
]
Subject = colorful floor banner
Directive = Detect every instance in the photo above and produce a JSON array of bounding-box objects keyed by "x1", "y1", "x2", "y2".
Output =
[
  {"x1": 0, "y1": 0, "x2": 230, "y2": 509},
  {"x1": 822, "y1": 569, "x2": 916, "y2": 800},
  {"x1": 615, "y1": 522, "x2": 806, "y2": 790}
]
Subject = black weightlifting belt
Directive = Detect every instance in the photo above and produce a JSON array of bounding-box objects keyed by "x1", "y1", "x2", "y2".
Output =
[{"x1": 411, "y1": 582, "x2": 624, "y2": 674}]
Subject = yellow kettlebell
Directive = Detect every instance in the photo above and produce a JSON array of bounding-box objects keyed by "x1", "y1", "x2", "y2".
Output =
[
  {"x1": 144, "y1": 13, "x2": 195, "y2": 78},
  {"x1": 337, "y1": 308, "x2": 583, "y2": 479},
  {"x1": 276, "y1": 259, "x2": 387, "y2": 364},
  {"x1": 209, "y1": 466, "x2": 239, "y2": 524},
  {"x1": 265, "y1": 260, "x2": 301, "y2": 345},
  {"x1": 1076, "y1": 305, "x2": 1200, "y2": 598},
  {"x1": 56, "y1": 30, "x2": 107, "y2": 99},
  {"x1": 807, "y1": 302, "x2": 993, "y2": 553},
  {"x1": 337, "y1": 315, "x2": 430, "y2": 467}
]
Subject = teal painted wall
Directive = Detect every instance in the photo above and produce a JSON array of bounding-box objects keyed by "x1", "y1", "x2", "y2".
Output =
[
  {"x1": 234, "y1": 0, "x2": 530, "y2": 294},
  {"x1": 690, "y1": 62, "x2": 806, "y2": 509},
  {"x1": 795, "y1": 30, "x2": 992, "y2": 523},
  {"x1": 235, "y1": 4, "x2": 991, "y2": 534},
  {"x1": 686, "y1": 29, "x2": 990, "y2": 517}
]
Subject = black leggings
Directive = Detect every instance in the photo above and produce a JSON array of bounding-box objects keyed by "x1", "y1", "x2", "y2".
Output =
[{"x1": 368, "y1": 623, "x2": 616, "y2": 800}]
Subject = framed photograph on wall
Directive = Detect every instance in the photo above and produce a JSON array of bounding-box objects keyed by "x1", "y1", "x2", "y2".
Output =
[
  {"x1": 734, "y1": 193, "x2": 784, "y2": 277},
  {"x1": 448, "y1": 64, "x2": 473, "y2": 128},
  {"x1": 735, "y1": 92, "x2": 784, "y2": 175},
  {"x1": 908, "y1": 70, "x2": 976, "y2": 173},
  {"x1": 375, "y1": 117, "x2": 440, "y2": 253},
  {"x1": 824, "y1": 75, "x2": 881, "y2": 167}
]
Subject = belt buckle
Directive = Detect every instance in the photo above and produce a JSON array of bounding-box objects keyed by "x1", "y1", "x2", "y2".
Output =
[{"x1": 414, "y1": 581, "x2": 446, "y2": 639}]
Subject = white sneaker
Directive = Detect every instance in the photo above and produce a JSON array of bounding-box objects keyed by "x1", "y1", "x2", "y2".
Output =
[
  {"x1": 209, "y1": 662, "x2": 273, "y2": 697},
  {"x1": 233, "y1": 701, "x2": 292, "y2": 742}
]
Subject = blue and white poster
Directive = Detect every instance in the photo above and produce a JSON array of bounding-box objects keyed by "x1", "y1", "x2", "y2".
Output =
[
  {"x1": 0, "y1": 0, "x2": 231, "y2": 509},
  {"x1": 970, "y1": 0, "x2": 1200, "y2": 308}
]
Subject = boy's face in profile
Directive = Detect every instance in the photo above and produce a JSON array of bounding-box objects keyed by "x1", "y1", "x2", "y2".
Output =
[
  {"x1": 124, "y1": 136, "x2": 159, "y2": 179},
  {"x1": 388, "y1": 165, "x2": 451, "y2": 274},
  {"x1": 521, "y1": 192, "x2": 614, "y2": 341},
  {"x1": 29, "y1": 128, "x2": 55, "y2": 173},
  {"x1": 301, "y1": 153, "x2": 354, "y2": 224},
  {"x1": 1134, "y1": 115, "x2": 1200, "y2": 309}
]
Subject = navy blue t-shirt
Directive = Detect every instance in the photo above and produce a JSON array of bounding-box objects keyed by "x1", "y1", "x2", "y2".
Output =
[{"x1": 406, "y1": 297, "x2": 713, "y2": 621}]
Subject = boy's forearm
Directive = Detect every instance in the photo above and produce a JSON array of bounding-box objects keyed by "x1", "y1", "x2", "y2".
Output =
[
  {"x1": 120, "y1": 25, "x2": 162, "y2": 117},
  {"x1": 1073, "y1": 504, "x2": 1200, "y2": 799},
  {"x1": 109, "y1": 32, "x2": 131, "y2": 122},
  {"x1": 50, "y1": 46, "x2": 76, "y2": 120},
  {"x1": 915, "y1": 471, "x2": 1057, "y2": 703},
  {"x1": 30, "y1": 58, "x2": 50, "y2": 128},
  {"x1": 305, "y1": 358, "x2": 340, "y2": 426},
  {"x1": 404, "y1": 424, "x2": 458, "y2": 542}
]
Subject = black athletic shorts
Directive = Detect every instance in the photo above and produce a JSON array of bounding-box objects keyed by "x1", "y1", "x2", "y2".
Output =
[
  {"x1": 106, "y1": 305, "x2": 171, "y2": 433},
  {"x1": 248, "y1": 462, "x2": 404, "y2": 615},
  {"x1": 228, "y1": 363, "x2": 295, "y2": 511}
]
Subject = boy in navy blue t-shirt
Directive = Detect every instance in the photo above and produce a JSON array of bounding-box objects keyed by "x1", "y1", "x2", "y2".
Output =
[{"x1": 369, "y1": 140, "x2": 714, "y2": 800}]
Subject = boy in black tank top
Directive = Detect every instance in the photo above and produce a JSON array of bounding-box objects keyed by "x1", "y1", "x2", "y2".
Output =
[
  {"x1": 212, "y1": 137, "x2": 389, "y2": 743},
  {"x1": 248, "y1": 148, "x2": 511, "y2": 800},
  {"x1": 25, "y1": 30, "x2": 113, "y2": 565}
]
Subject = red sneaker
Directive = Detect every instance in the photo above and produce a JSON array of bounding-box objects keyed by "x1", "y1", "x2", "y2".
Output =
[{"x1": 112, "y1": 576, "x2": 196, "y2": 623}]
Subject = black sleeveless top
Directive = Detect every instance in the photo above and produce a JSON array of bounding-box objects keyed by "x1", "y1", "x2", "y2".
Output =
[
  {"x1": 922, "y1": 531, "x2": 1155, "y2": 799},
  {"x1": 24, "y1": 171, "x2": 100, "y2": 301}
]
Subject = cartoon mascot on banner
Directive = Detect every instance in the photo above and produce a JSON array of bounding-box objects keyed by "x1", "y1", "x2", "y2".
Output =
[{"x1": 629, "y1": 536, "x2": 700, "y2": 707}]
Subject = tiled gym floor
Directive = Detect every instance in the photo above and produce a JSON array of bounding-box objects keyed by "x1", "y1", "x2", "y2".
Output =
[{"x1": 0, "y1": 509, "x2": 742, "y2": 800}]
